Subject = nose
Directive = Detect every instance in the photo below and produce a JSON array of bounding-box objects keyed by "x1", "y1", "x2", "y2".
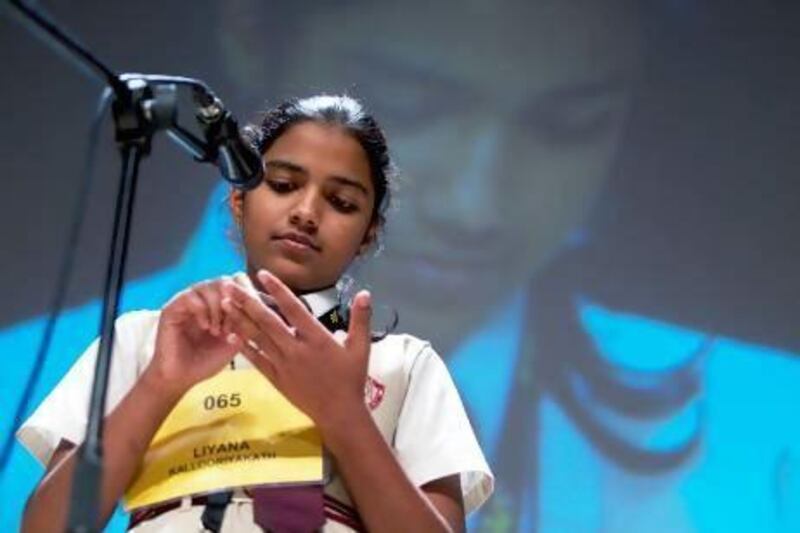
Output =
[
  {"x1": 289, "y1": 187, "x2": 321, "y2": 233},
  {"x1": 418, "y1": 118, "x2": 505, "y2": 244}
]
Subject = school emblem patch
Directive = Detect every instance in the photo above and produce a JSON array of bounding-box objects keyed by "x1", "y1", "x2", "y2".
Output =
[{"x1": 364, "y1": 376, "x2": 385, "y2": 410}]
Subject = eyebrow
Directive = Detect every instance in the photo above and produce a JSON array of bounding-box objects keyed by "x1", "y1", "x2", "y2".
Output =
[
  {"x1": 352, "y1": 50, "x2": 631, "y2": 125},
  {"x1": 265, "y1": 159, "x2": 370, "y2": 196},
  {"x1": 533, "y1": 76, "x2": 630, "y2": 109},
  {"x1": 351, "y1": 51, "x2": 477, "y2": 110}
]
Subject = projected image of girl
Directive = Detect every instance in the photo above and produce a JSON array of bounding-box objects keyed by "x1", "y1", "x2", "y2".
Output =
[{"x1": 217, "y1": 1, "x2": 800, "y2": 531}]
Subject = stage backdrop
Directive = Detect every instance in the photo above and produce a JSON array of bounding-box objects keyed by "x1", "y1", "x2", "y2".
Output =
[{"x1": 1, "y1": 1, "x2": 799, "y2": 531}]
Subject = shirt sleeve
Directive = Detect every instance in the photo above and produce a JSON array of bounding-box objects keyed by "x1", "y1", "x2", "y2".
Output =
[
  {"x1": 16, "y1": 311, "x2": 157, "y2": 466},
  {"x1": 393, "y1": 343, "x2": 494, "y2": 515}
]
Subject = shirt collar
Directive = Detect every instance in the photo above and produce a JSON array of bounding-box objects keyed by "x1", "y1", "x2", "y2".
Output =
[{"x1": 299, "y1": 285, "x2": 340, "y2": 318}]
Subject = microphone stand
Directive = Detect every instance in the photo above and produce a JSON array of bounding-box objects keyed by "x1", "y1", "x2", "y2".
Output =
[
  {"x1": 66, "y1": 79, "x2": 170, "y2": 533},
  {"x1": 5, "y1": 2, "x2": 224, "y2": 531}
]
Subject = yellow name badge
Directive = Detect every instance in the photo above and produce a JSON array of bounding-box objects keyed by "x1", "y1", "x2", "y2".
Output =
[{"x1": 124, "y1": 369, "x2": 323, "y2": 510}]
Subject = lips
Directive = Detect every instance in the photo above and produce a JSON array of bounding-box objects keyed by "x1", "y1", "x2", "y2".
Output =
[{"x1": 272, "y1": 231, "x2": 321, "y2": 251}]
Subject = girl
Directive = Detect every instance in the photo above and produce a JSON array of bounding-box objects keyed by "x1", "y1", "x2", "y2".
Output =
[{"x1": 18, "y1": 95, "x2": 492, "y2": 532}]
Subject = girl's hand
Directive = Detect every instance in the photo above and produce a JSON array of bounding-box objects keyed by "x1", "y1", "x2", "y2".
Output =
[
  {"x1": 221, "y1": 269, "x2": 373, "y2": 433},
  {"x1": 145, "y1": 276, "x2": 247, "y2": 398}
]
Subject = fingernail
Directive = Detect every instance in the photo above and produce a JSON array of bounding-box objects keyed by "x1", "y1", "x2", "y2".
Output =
[
  {"x1": 226, "y1": 333, "x2": 238, "y2": 345},
  {"x1": 357, "y1": 291, "x2": 371, "y2": 308},
  {"x1": 258, "y1": 269, "x2": 275, "y2": 285}
]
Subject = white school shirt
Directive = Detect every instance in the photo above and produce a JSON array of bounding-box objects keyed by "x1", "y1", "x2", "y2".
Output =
[{"x1": 17, "y1": 285, "x2": 493, "y2": 531}]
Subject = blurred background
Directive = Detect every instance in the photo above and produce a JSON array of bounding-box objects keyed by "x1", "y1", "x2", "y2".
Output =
[{"x1": 1, "y1": 0, "x2": 799, "y2": 530}]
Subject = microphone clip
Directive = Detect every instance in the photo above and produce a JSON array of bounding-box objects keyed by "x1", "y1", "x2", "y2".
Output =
[
  {"x1": 112, "y1": 75, "x2": 178, "y2": 154},
  {"x1": 193, "y1": 93, "x2": 263, "y2": 190}
]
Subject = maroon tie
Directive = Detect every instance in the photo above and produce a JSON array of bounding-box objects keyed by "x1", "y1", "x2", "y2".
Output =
[{"x1": 251, "y1": 483, "x2": 326, "y2": 532}]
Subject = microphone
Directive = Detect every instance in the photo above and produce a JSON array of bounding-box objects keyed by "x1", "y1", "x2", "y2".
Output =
[{"x1": 195, "y1": 93, "x2": 264, "y2": 190}]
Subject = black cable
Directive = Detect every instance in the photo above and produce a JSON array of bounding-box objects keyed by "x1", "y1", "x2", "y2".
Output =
[
  {"x1": 0, "y1": 87, "x2": 113, "y2": 474},
  {"x1": 6, "y1": 0, "x2": 124, "y2": 93}
]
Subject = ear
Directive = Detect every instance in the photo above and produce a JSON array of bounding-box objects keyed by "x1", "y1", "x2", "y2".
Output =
[
  {"x1": 229, "y1": 188, "x2": 245, "y2": 227},
  {"x1": 358, "y1": 220, "x2": 379, "y2": 256}
]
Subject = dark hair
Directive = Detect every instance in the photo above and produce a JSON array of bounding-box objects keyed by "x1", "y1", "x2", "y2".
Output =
[{"x1": 244, "y1": 95, "x2": 395, "y2": 233}]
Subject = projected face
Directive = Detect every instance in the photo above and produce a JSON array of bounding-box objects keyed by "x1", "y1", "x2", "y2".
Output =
[{"x1": 222, "y1": 0, "x2": 643, "y2": 351}]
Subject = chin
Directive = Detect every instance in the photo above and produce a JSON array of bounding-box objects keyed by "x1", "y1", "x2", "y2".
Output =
[
  {"x1": 254, "y1": 260, "x2": 312, "y2": 291},
  {"x1": 284, "y1": 269, "x2": 340, "y2": 293},
  {"x1": 277, "y1": 273, "x2": 323, "y2": 292}
]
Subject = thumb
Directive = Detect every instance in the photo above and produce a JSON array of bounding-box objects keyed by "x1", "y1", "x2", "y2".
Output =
[{"x1": 345, "y1": 290, "x2": 372, "y2": 354}]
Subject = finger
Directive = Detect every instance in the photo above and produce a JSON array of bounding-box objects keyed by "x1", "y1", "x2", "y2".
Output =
[
  {"x1": 227, "y1": 332, "x2": 279, "y2": 384},
  {"x1": 218, "y1": 274, "x2": 235, "y2": 299},
  {"x1": 195, "y1": 282, "x2": 223, "y2": 336},
  {"x1": 231, "y1": 272, "x2": 289, "y2": 317},
  {"x1": 221, "y1": 296, "x2": 260, "y2": 337},
  {"x1": 232, "y1": 272, "x2": 280, "y2": 312},
  {"x1": 221, "y1": 296, "x2": 282, "y2": 356},
  {"x1": 227, "y1": 283, "x2": 297, "y2": 348},
  {"x1": 233, "y1": 272, "x2": 262, "y2": 298},
  {"x1": 257, "y1": 269, "x2": 323, "y2": 334},
  {"x1": 345, "y1": 290, "x2": 372, "y2": 355},
  {"x1": 185, "y1": 289, "x2": 211, "y2": 331},
  {"x1": 218, "y1": 276, "x2": 237, "y2": 335}
]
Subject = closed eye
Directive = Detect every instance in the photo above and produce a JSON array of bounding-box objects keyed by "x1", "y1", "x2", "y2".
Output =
[
  {"x1": 265, "y1": 179, "x2": 297, "y2": 194},
  {"x1": 329, "y1": 195, "x2": 359, "y2": 214}
]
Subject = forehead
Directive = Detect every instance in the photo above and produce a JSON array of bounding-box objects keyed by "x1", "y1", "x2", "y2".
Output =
[
  {"x1": 286, "y1": 0, "x2": 642, "y2": 104},
  {"x1": 265, "y1": 122, "x2": 373, "y2": 189}
]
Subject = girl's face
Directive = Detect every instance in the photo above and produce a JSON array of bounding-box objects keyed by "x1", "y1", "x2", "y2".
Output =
[{"x1": 231, "y1": 121, "x2": 377, "y2": 292}]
